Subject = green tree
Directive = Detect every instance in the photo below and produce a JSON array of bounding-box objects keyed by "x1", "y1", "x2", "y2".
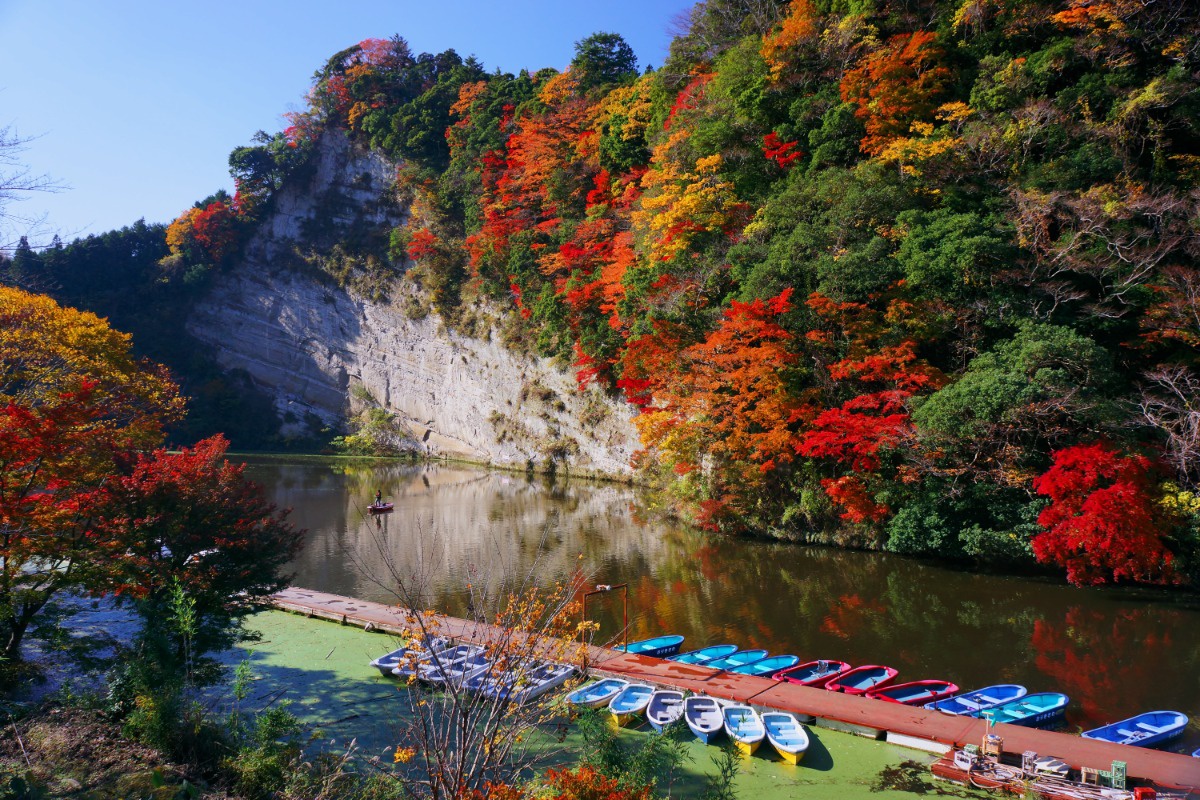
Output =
[{"x1": 571, "y1": 33, "x2": 639, "y2": 92}]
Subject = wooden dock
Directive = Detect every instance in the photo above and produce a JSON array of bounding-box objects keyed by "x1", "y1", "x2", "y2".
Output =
[{"x1": 271, "y1": 587, "x2": 1200, "y2": 792}]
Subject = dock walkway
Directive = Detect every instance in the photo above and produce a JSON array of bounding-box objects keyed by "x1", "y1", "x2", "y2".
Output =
[{"x1": 271, "y1": 587, "x2": 1200, "y2": 792}]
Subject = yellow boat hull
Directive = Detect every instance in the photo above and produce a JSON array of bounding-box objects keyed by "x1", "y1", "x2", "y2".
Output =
[
  {"x1": 772, "y1": 744, "x2": 804, "y2": 764},
  {"x1": 735, "y1": 739, "x2": 761, "y2": 757}
]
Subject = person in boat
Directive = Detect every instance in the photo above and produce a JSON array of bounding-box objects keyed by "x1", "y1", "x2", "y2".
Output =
[{"x1": 375, "y1": 490, "x2": 383, "y2": 506}]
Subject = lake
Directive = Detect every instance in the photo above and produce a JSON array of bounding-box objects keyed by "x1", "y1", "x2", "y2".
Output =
[{"x1": 246, "y1": 458, "x2": 1200, "y2": 750}]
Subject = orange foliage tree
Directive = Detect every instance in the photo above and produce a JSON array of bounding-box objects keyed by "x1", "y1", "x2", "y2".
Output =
[{"x1": 839, "y1": 32, "x2": 952, "y2": 156}]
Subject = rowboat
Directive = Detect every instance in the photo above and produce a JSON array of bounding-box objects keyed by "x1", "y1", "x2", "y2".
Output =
[
  {"x1": 368, "y1": 502, "x2": 394, "y2": 513},
  {"x1": 1082, "y1": 711, "x2": 1189, "y2": 748},
  {"x1": 609, "y1": 683, "x2": 655, "y2": 726},
  {"x1": 617, "y1": 635, "x2": 685, "y2": 658},
  {"x1": 684, "y1": 695, "x2": 724, "y2": 743},
  {"x1": 503, "y1": 661, "x2": 576, "y2": 705},
  {"x1": 646, "y1": 689, "x2": 685, "y2": 732},
  {"x1": 731, "y1": 654, "x2": 800, "y2": 677},
  {"x1": 866, "y1": 680, "x2": 959, "y2": 705},
  {"x1": 926, "y1": 684, "x2": 1027, "y2": 715},
  {"x1": 825, "y1": 665, "x2": 898, "y2": 695},
  {"x1": 975, "y1": 692, "x2": 1069, "y2": 728},
  {"x1": 670, "y1": 644, "x2": 738, "y2": 665},
  {"x1": 705, "y1": 649, "x2": 768, "y2": 670},
  {"x1": 393, "y1": 643, "x2": 482, "y2": 679},
  {"x1": 423, "y1": 650, "x2": 491, "y2": 688},
  {"x1": 1192, "y1": 748, "x2": 1200, "y2": 758},
  {"x1": 762, "y1": 711, "x2": 809, "y2": 764},
  {"x1": 566, "y1": 678, "x2": 629, "y2": 709},
  {"x1": 722, "y1": 704, "x2": 766, "y2": 756},
  {"x1": 369, "y1": 635, "x2": 451, "y2": 676},
  {"x1": 774, "y1": 659, "x2": 851, "y2": 687}
]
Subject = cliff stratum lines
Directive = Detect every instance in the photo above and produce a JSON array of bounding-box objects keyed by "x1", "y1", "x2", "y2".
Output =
[{"x1": 7, "y1": 0, "x2": 1200, "y2": 587}]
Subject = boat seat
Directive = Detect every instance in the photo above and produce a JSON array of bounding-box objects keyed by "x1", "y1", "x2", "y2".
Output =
[
  {"x1": 1117, "y1": 728, "x2": 1151, "y2": 741},
  {"x1": 1136, "y1": 722, "x2": 1171, "y2": 734},
  {"x1": 955, "y1": 699, "x2": 983, "y2": 711},
  {"x1": 976, "y1": 695, "x2": 1001, "y2": 706}
]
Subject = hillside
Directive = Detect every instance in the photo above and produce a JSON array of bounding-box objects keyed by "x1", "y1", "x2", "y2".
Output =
[{"x1": 6, "y1": 0, "x2": 1199, "y2": 586}]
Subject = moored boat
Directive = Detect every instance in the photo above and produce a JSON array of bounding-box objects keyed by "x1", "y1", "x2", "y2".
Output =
[
  {"x1": 503, "y1": 661, "x2": 576, "y2": 705},
  {"x1": 866, "y1": 680, "x2": 959, "y2": 706},
  {"x1": 732, "y1": 654, "x2": 800, "y2": 677},
  {"x1": 566, "y1": 678, "x2": 629, "y2": 709},
  {"x1": 1192, "y1": 747, "x2": 1200, "y2": 758},
  {"x1": 424, "y1": 650, "x2": 491, "y2": 688},
  {"x1": 825, "y1": 665, "x2": 898, "y2": 695},
  {"x1": 609, "y1": 683, "x2": 655, "y2": 726},
  {"x1": 774, "y1": 659, "x2": 851, "y2": 687},
  {"x1": 1081, "y1": 710, "x2": 1189, "y2": 748},
  {"x1": 369, "y1": 635, "x2": 450, "y2": 676},
  {"x1": 926, "y1": 684, "x2": 1027, "y2": 715},
  {"x1": 617, "y1": 635, "x2": 685, "y2": 658},
  {"x1": 684, "y1": 695, "x2": 724, "y2": 743},
  {"x1": 762, "y1": 712, "x2": 809, "y2": 764},
  {"x1": 670, "y1": 644, "x2": 738, "y2": 665},
  {"x1": 646, "y1": 690, "x2": 685, "y2": 733},
  {"x1": 393, "y1": 643, "x2": 482, "y2": 679},
  {"x1": 722, "y1": 704, "x2": 766, "y2": 756},
  {"x1": 974, "y1": 692, "x2": 1069, "y2": 728},
  {"x1": 705, "y1": 649, "x2": 768, "y2": 670}
]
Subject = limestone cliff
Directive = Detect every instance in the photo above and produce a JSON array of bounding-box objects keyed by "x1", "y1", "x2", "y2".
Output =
[{"x1": 187, "y1": 131, "x2": 637, "y2": 476}]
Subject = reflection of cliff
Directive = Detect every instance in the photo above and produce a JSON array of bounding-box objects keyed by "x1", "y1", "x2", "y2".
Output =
[{"x1": 254, "y1": 462, "x2": 664, "y2": 617}]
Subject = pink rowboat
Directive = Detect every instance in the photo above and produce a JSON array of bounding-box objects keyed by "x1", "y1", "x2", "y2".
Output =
[
  {"x1": 866, "y1": 680, "x2": 959, "y2": 705},
  {"x1": 773, "y1": 659, "x2": 852, "y2": 688},
  {"x1": 824, "y1": 665, "x2": 898, "y2": 695}
]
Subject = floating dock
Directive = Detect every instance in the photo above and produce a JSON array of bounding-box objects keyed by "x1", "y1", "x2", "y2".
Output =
[{"x1": 271, "y1": 587, "x2": 1200, "y2": 793}]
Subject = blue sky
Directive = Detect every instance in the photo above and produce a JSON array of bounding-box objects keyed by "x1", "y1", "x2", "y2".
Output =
[{"x1": 0, "y1": 0, "x2": 693, "y2": 243}]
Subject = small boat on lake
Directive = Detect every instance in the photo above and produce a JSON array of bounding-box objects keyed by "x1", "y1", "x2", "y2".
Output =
[
  {"x1": 684, "y1": 695, "x2": 725, "y2": 743},
  {"x1": 706, "y1": 649, "x2": 768, "y2": 670},
  {"x1": 369, "y1": 635, "x2": 450, "y2": 676},
  {"x1": 926, "y1": 684, "x2": 1027, "y2": 715},
  {"x1": 368, "y1": 502, "x2": 394, "y2": 513},
  {"x1": 1192, "y1": 747, "x2": 1200, "y2": 758},
  {"x1": 974, "y1": 692, "x2": 1069, "y2": 728},
  {"x1": 1082, "y1": 711, "x2": 1189, "y2": 748},
  {"x1": 867, "y1": 680, "x2": 959, "y2": 706},
  {"x1": 617, "y1": 635, "x2": 685, "y2": 658},
  {"x1": 722, "y1": 704, "x2": 766, "y2": 756},
  {"x1": 609, "y1": 683, "x2": 655, "y2": 726},
  {"x1": 671, "y1": 644, "x2": 738, "y2": 665},
  {"x1": 774, "y1": 659, "x2": 851, "y2": 687},
  {"x1": 501, "y1": 661, "x2": 576, "y2": 705},
  {"x1": 825, "y1": 665, "x2": 898, "y2": 695},
  {"x1": 566, "y1": 678, "x2": 629, "y2": 709},
  {"x1": 732, "y1": 654, "x2": 800, "y2": 677},
  {"x1": 393, "y1": 643, "x2": 482, "y2": 679},
  {"x1": 424, "y1": 649, "x2": 491, "y2": 688},
  {"x1": 762, "y1": 712, "x2": 809, "y2": 764},
  {"x1": 646, "y1": 690, "x2": 685, "y2": 732}
]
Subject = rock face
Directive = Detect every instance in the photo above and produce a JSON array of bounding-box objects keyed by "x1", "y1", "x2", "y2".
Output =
[{"x1": 187, "y1": 131, "x2": 638, "y2": 476}]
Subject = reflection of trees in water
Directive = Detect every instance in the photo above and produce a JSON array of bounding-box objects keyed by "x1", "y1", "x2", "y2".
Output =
[{"x1": 249, "y1": 459, "x2": 1200, "y2": 726}]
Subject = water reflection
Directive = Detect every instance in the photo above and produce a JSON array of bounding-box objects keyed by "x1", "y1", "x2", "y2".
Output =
[{"x1": 246, "y1": 458, "x2": 1200, "y2": 748}]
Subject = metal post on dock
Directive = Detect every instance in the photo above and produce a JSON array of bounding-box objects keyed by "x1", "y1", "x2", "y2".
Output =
[{"x1": 581, "y1": 583, "x2": 628, "y2": 670}]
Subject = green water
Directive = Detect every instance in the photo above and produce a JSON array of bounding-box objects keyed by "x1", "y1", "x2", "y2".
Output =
[{"x1": 234, "y1": 610, "x2": 989, "y2": 799}]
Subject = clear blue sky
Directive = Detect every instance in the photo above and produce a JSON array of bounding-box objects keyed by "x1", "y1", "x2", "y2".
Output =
[{"x1": 0, "y1": 0, "x2": 693, "y2": 243}]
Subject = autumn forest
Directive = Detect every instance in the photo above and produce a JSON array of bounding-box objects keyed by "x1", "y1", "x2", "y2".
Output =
[{"x1": 8, "y1": 0, "x2": 1200, "y2": 590}]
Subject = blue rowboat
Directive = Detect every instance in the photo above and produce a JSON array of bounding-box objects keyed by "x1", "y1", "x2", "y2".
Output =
[
  {"x1": 609, "y1": 683, "x2": 655, "y2": 727},
  {"x1": 671, "y1": 644, "x2": 739, "y2": 665},
  {"x1": 369, "y1": 635, "x2": 451, "y2": 676},
  {"x1": 706, "y1": 649, "x2": 768, "y2": 670},
  {"x1": 1082, "y1": 711, "x2": 1189, "y2": 748},
  {"x1": 825, "y1": 665, "x2": 898, "y2": 695},
  {"x1": 722, "y1": 704, "x2": 766, "y2": 757},
  {"x1": 646, "y1": 689, "x2": 685, "y2": 732},
  {"x1": 867, "y1": 680, "x2": 959, "y2": 706},
  {"x1": 926, "y1": 685, "x2": 1027, "y2": 715},
  {"x1": 774, "y1": 659, "x2": 851, "y2": 687},
  {"x1": 732, "y1": 655, "x2": 800, "y2": 677},
  {"x1": 617, "y1": 635, "x2": 685, "y2": 658},
  {"x1": 566, "y1": 678, "x2": 629, "y2": 709},
  {"x1": 975, "y1": 692, "x2": 1069, "y2": 728},
  {"x1": 1192, "y1": 748, "x2": 1200, "y2": 758},
  {"x1": 684, "y1": 695, "x2": 724, "y2": 743},
  {"x1": 762, "y1": 712, "x2": 809, "y2": 764}
]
